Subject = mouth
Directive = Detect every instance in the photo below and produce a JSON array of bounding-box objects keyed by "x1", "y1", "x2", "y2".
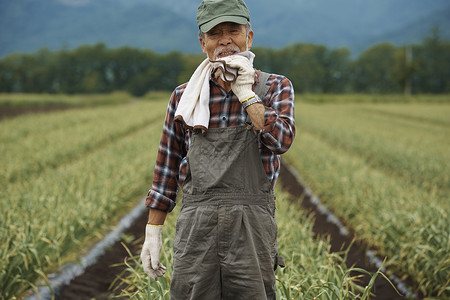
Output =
[{"x1": 216, "y1": 50, "x2": 238, "y2": 58}]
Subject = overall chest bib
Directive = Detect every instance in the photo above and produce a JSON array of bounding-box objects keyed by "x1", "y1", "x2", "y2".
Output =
[
  {"x1": 170, "y1": 124, "x2": 279, "y2": 300},
  {"x1": 183, "y1": 124, "x2": 271, "y2": 196}
]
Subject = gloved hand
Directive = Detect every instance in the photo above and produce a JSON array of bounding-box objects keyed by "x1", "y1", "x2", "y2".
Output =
[
  {"x1": 226, "y1": 55, "x2": 256, "y2": 103},
  {"x1": 140, "y1": 224, "x2": 166, "y2": 280}
]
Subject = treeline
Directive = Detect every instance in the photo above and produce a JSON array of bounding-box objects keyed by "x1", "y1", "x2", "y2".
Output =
[{"x1": 0, "y1": 28, "x2": 448, "y2": 95}]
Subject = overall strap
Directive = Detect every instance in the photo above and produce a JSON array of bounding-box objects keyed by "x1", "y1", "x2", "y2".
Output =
[
  {"x1": 246, "y1": 71, "x2": 270, "y2": 125},
  {"x1": 255, "y1": 71, "x2": 270, "y2": 100}
]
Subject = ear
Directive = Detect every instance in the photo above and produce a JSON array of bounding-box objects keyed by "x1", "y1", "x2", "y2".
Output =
[
  {"x1": 199, "y1": 37, "x2": 207, "y2": 55},
  {"x1": 247, "y1": 29, "x2": 254, "y2": 49}
]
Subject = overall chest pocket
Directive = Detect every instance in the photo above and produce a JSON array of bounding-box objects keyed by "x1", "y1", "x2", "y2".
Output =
[{"x1": 188, "y1": 129, "x2": 248, "y2": 193}]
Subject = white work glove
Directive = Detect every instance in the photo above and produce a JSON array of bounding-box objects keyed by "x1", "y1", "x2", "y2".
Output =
[
  {"x1": 226, "y1": 55, "x2": 256, "y2": 103},
  {"x1": 140, "y1": 224, "x2": 166, "y2": 280}
]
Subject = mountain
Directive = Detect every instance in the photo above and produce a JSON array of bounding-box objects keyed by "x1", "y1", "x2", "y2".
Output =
[
  {"x1": 359, "y1": 5, "x2": 450, "y2": 49},
  {"x1": 0, "y1": 0, "x2": 199, "y2": 56},
  {"x1": 0, "y1": 0, "x2": 449, "y2": 58},
  {"x1": 244, "y1": 0, "x2": 450, "y2": 53}
]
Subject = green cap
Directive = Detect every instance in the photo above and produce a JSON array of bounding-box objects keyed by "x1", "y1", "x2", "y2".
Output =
[{"x1": 197, "y1": 0, "x2": 250, "y2": 33}]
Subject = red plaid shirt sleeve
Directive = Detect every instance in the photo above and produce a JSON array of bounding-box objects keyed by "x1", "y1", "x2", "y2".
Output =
[
  {"x1": 145, "y1": 86, "x2": 186, "y2": 212},
  {"x1": 259, "y1": 75, "x2": 295, "y2": 154}
]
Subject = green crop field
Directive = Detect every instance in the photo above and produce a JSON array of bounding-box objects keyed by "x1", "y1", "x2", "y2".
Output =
[
  {"x1": 284, "y1": 98, "x2": 450, "y2": 297},
  {"x1": 0, "y1": 94, "x2": 169, "y2": 298},
  {"x1": 0, "y1": 93, "x2": 448, "y2": 299}
]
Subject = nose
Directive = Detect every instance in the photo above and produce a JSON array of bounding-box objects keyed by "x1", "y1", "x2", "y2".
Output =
[{"x1": 218, "y1": 33, "x2": 232, "y2": 45}]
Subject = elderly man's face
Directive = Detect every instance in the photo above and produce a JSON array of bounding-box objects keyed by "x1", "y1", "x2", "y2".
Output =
[{"x1": 200, "y1": 22, "x2": 253, "y2": 60}]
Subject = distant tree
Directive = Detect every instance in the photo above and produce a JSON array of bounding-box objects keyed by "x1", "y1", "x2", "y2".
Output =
[
  {"x1": 351, "y1": 43, "x2": 400, "y2": 93},
  {"x1": 110, "y1": 47, "x2": 158, "y2": 91},
  {"x1": 252, "y1": 47, "x2": 278, "y2": 74},
  {"x1": 276, "y1": 43, "x2": 328, "y2": 93},
  {"x1": 126, "y1": 68, "x2": 160, "y2": 97},
  {"x1": 178, "y1": 54, "x2": 205, "y2": 83},
  {"x1": 0, "y1": 54, "x2": 21, "y2": 93},
  {"x1": 393, "y1": 45, "x2": 415, "y2": 95},
  {"x1": 322, "y1": 47, "x2": 351, "y2": 93},
  {"x1": 412, "y1": 27, "x2": 450, "y2": 93},
  {"x1": 157, "y1": 51, "x2": 185, "y2": 90},
  {"x1": 75, "y1": 43, "x2": 111, "y2": 93},
  {"x1": 55, "y1": 48, "x2": 82, "y2": 94},
  {"x1": 1, "y1": 37, "x2": 449, "y2": 95}
]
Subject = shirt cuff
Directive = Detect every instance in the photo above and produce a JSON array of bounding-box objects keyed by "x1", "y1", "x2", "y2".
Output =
[{"x1": 145, "y1": 189, "x2": 177, "y2": 213}]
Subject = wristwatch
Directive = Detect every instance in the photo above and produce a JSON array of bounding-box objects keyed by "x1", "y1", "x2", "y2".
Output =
[{"x1": 242, "y1": 94, "x2": 262, "y2": 109}]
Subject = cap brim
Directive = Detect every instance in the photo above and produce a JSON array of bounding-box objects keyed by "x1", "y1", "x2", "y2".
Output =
[{"x1": 200, "y1": 15, "x2": 248, "y2": 33}]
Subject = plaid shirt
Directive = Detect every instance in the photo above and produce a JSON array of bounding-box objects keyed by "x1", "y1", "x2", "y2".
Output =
[{"x1": 146, "y1": 70, "x2": 295, "y2": 212}]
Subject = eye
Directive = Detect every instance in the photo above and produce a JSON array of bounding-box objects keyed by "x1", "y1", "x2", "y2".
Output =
[
  {"x1": 229, "y1": 27, "x2": 242, "y2": 35},
  {"x1": 207, "y1": 31, "x2": 220, "y2": 37}
]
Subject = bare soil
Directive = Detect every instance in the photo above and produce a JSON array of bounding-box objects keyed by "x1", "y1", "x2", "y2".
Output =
[
  {"x1": 0, "y1": 106, "x2": 72, "y2": 120},
  {"x1": 278, "y1": 163, "x2": 412, "y2": 299},
  {"x1": 54, "y1": 211, "x2": 148, "y2": 300}
]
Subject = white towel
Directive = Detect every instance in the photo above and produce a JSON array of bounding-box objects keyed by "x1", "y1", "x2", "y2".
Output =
[{"x1": 174, "y1": 51, "x2": 255, "y2": 133}]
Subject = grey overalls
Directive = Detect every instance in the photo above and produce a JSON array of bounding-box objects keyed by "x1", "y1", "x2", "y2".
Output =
[{"x1": 170, "y1": 84, "x2": 280, "y2": 299}]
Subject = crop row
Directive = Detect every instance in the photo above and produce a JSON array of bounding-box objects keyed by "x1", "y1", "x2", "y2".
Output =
[
  {"x1": 0, "y1": 92, "x2": 131, "y2": 108},
  {"x1": 295, "y1": 102, "x2": 449, "y2": 199},
  {"x1": 0, "y1": 100, "x2": 163, "y2": 184},
  {"x1": 285, "y1": 101, "x2": 450, "y2": 297},
  {"x1": 1, "y1": 97, "x2": 168, "y2": 298}
]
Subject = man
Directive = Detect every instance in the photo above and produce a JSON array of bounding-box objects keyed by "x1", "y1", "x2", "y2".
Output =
[{"x1": 140, "y1": 0, "x2": 295, "y2": 298}]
